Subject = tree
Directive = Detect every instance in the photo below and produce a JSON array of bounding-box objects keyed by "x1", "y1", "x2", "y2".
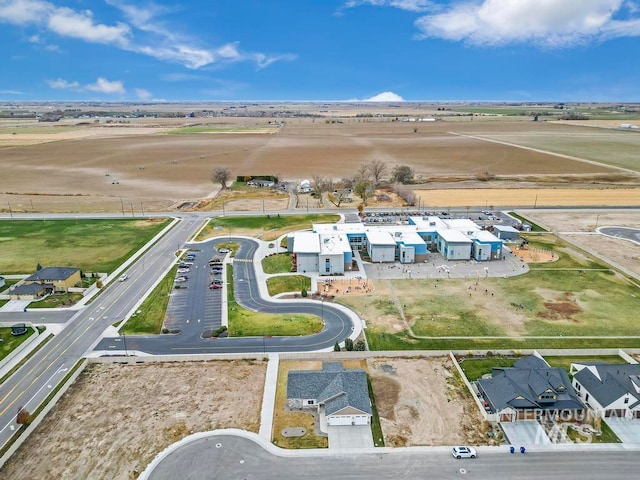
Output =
[
  {"x1": 344, "y1": 338, "x2": 354, "y2": 351},
  {"x1": 328, "y1": 189, "x2": 350, "y2": 207},
  {"x1": 211, "y1": 166, "x2": 231, "y2": 190},
  {"x1": 367, "y1": 159, "x2": 388, "y2": 186},
  {"x1": 16, "y1": 407, "x2": 32, "y2": 426},
  {"x1": 36, "y1": 263, "x2": 42, "y2": 271},
  {"x1": 354, "y1": 179, "x2": 372, "y2": 206},
  {"x1": 391, "y1": 165, "x2": 414, "y2": 184},
  {"x1": 334, "y1": 342, "x2": 341, "y2": 352}
]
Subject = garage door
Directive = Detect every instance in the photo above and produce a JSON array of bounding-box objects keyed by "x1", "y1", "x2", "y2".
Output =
[{"x1": 605, "y1": 409, "x2": 625, "y2": 418}]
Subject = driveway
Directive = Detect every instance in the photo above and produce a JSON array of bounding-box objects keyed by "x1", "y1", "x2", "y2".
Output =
[
  {"x1": 500, "y1": 421, "x2": 551, "y2": 446},
  {"x1": 605, "y1": 418, "x2": 640, "y2": 443},
  {"x1": 327, "y1": 425, "x2": 373, "y2": 449}
]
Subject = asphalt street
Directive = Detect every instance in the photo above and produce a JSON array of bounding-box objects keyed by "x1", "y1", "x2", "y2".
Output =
[
  {"x1": 146, "y1": 434, "x2": 639, "y2": 480},
  {"x1": 0, "y1": 215, "x2": 205, "y2": 451},
  {"x1": 599, "y1": 226, "x2": 640, "y2": 244},
  {"x1": 94, "y1": 237, "x2": 354, "y2": 354}
]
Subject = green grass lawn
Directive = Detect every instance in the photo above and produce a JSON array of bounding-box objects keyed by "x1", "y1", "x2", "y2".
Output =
[
  {"x1": 0, "y1": 327, "x2": 35, "y2": 362},
  {"x1": 266, "y1": 275, "x2": 311, "y2": 296},
  {"x1": 227, "y1": 267, "x2": 321, "y2": 336},
  {"x1": 262, "y1": 253, "x2": 293, "y2": 274},
  {"x1": 544, "y1": 355, "x2": 628, "y2": 370},
  {"x1": 0, "y1": 218, "x2": 170, "y2": 274},
  {"x1": 567, "y1": 420, "x2": 621, "y2": 444},
  {"x1": 27, "y1": 292, "x2": 83, "y2": 309},
  {"x1": 216, "y1": 241, "x2": 240, "y2": 257},
  {"x1": 0, "y1": 300, "x2": 7, "y2": 309},
  {"x1": 197, "y1": 214, "x2": 340, "y2": 241},
  {"x1": 458, "y1": 357, "x2": 519, "y2": 381},
  {"x1": 122, "y1": 265, "x2": 178, "y2": 334},
  {"x1": 367, "y1": 375, "x2": 385, "y2": 447}
]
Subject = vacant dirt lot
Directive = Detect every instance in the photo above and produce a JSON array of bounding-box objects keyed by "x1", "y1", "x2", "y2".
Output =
[
  {"x1": 523, "y1": 209, "x2": 640, "y2": 277},
  {"x1": 0, "y1": 361, "x2": 266, "y2": 480},
  {"x1": 1, "y1": 118, "x2": 628, "y2": 213},
  {"x1": 368, "y1": 357, "x2": 494, "y2": 447}
]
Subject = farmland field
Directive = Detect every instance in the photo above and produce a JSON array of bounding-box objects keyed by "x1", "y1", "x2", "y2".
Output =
[
  {"x1": 0, "y1": 218, "x2": 169, "y2": 274},
  {"x1": 2, "y1": 113, "x2": 637, "y2": 213}
]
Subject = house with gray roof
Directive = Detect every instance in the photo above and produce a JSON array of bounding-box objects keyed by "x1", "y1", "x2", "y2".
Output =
[
  {"x1": 572, "y1": 363, "x2": 640, "y2": 419},
  {"x1": 476, "y1": 355, "x2": 584, "y2": 422},
  {"x1": 24, "y1": 267, "x2": 81, "y2": 293},
  {"x1": 9, "y1": 282, "x2": 53, "y2": 300},
  {"x1": 287, "y1": 362, "x2": 372, "y2": 430}
]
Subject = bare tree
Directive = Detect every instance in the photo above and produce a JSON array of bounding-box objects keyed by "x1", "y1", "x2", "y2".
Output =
[
  {"x1": 328, "y1": 189, "x2": 350, "y2": 207},
  {"x1": 367, "y1": 159, "x2": 388, "y2": 186},
  {"x1": 211, "y1": 166, "x2": 231, "y2": 190}
]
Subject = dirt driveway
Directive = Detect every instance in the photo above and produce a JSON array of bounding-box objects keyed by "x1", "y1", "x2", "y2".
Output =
[
  {"x1": 368, "y1": 357, "x2": 495, "y2": 447},
  {"x1": 0, "y1": 361, "x2": 266, "y2": 480}
]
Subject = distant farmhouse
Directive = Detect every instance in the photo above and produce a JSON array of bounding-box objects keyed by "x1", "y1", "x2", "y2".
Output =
[
  {"x1": 287, "y1": 362, "x2": 372, "y2": 428},
  {"x1": 572, "y1": 363, "x2": 640, "y2": 419},
  {"x1": 10, "y1": 267, "x2": 81, "y2": 300},
  {"x1": 476, "y1": 355, "x2": 584, "y2": 422},
  {"x1": 287, "y1": 216, "x2": 504, "y2": 274}
]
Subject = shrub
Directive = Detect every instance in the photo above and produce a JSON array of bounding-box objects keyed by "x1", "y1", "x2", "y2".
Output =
[
  {"x1": 16, "y1": 407, "x2": 32, "y2": 426},
  {"x1": 301, "y1": 289, "x2": 308, "y2": 297}
]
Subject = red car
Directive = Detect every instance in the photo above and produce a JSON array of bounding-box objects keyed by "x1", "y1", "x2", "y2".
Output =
[{"x1": 209, "y1": 283, "x2": 222, "y2": 289}]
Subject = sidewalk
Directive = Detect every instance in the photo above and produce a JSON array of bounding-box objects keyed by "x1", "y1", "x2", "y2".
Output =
[{"x1": 259, "y1": 353, "x2": 280, "y2": 440}]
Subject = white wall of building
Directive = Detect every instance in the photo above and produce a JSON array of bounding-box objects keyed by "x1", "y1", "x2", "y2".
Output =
[
  {"x1": 473, "y1": 243, "x2": 492, "y2": 261},
  {"x1": 369, "y1": 244, "x2": 395, "y2": 263},
  {"x1": 327, "y1": 415, "x2": 371, "y2": 426},
  {"x1": 296, "y1": 253, "x2": 319, "y2": 273},
  {"x1": 319, "y1": 254, "x2": 344, "y2": 275}
]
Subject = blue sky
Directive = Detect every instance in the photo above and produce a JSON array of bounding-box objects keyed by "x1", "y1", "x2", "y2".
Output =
[{"x1": 1, "y1": 0, "x2": 639, "y2": 102}]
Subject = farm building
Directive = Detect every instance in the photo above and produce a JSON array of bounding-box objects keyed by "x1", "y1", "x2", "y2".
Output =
[
  {"x1": 493, "y1": 225, "x2": 521, "y2": 241},
  {"x1": 287, "y1": 362, "x2": 372, "y2": 429},
  {"x1": 571, "y1": 363, "x2": 640, "y2": 419}
]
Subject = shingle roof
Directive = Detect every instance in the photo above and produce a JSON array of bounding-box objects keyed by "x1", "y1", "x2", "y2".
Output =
[
  {"x1": 477, "y1": 356, "x2": 583, "y2": 413},
  {"x1": 287, "y1": 363, "x2": 372, "y2": 416},
  {"x1": 573, "y1": 364, "x2": 640, "y2": 407},
  {"x1": 11, "y1": 283, "x2": 53, "y2": 295},
  {"x1": 26, "y1": 267, "x2": 79, "y2": 282}
]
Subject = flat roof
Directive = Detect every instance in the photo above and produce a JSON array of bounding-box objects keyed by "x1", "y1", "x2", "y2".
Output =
[
  {"x1": 443, "y1": 219, "x2": 480, "y2": 233},
  {"x1": 313, "y1": 223, "x2": 365, "y2": 234},
  {"x1": 471, "y1": 230, "x2": 502, "y2": 243},
  {"x1": 408, "y1": 216, "x2": 448, "y2": 230},
  {"x1": 397, "y1": 231, "x2": 426, "y2": 245},
  {"x1": 437, "y1": 229, "x2": 472, "y2": 243},
  {"x1": 320, "y1": 234, "x2": 351, "y2": 255},
  {"x1": 292, "y1": 231, "x2": 321, "y2": 253},
  {"x1": 493, "y1": 225, "x2": 520, "y2": 233},
  {"x1": 365, "y1": 231, "x2": 397, "y2": 246}
]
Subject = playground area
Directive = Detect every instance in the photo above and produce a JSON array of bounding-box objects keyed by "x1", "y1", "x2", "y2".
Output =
[
  {"x1": 511, "y1": 245, "x2": 558, "y2": 263},
  {"x1": 318, "y1": 278, "x2": 373, "y2": 296}
]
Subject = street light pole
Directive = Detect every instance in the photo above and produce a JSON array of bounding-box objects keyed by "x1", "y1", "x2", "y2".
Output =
[{"x1": 121, "y1": 330, "x2": 128, "y2": 356}]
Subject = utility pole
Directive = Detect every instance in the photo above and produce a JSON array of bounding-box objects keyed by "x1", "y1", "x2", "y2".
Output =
[
  {"x1": 7, "y1": 202, "x2": 12, "y2": 218},
  {"x1": 140, "y1": 201, "x2": 145, "y2": 217},
  {"x1": 130, "y1": 202, "x2": 134, "y2": 217},
  {"x1": 121, "y1": 197, "x2": 125, "y2": 216},
  {"x1": 122, "y1": 330, "x2": 128, "y2": 356}
]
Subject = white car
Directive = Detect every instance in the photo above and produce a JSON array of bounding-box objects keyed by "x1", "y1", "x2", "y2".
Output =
[
  {"x1": 452, "y1": 446, "x2": 477, "y2": 459},
  {"x1": 118, "y1": 274, "x2": 128, "y2": 282}
]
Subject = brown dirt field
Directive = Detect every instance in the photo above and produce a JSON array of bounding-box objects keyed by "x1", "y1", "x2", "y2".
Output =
[
  {"x1": 512, "y1": 246, "x2": 558, "y2": 263},
  {"x1": 0, "y1": 361, "x2": 266, "y2": 480},
  {"x1": 522, "y1": 210, "x2": 640, "y2": 277},
  {"x1": 416, "y1": 187, "x2": 640, "y2": 208},
  {"x1": 0, "y1": 118, "x2": 627, "y2": 213},
  {"x1": 368, "y1": 358, "x2": 495, "y2": 447}
]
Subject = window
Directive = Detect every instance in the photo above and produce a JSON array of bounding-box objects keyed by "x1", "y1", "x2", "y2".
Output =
[
  {"x1": 625, "y1": 397, "x2": 630, "y2": 404},
  {"x1": 585, "y1": 393, "x2": 589, "y2": 402},
  {"x1": 325, "y1": 258, "x2": 331, "y2": 273}
]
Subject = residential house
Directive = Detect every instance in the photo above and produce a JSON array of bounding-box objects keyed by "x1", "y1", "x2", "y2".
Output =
[
  {"x1": 24, "y1": 266, "x2": 81, "y2": 293},
  {"x1": 572, "y1": 363, "x2": 640, "y2": 419},
  {"x1": 287, "y1": 362, "x2": 372, "y2": 430},
  {"x1": 476, "y1": 355, "x2": 584, "y2": 422}
]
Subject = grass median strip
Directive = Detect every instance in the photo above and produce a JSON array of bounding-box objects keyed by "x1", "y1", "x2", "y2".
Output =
[
  {"x1": 227, "y1": 266, "x2": 321, "y2": 337},
  {"x1": 122, "y1": 265, "x2": 178, "y2": 334}
]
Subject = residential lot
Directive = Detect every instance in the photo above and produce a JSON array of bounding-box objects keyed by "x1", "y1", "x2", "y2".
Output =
[
  {"x1": 368, "y1": 357, "x2": 495, "y2": 447},
  {"x1": 0, "y1": 361, "x2": 266, "y2": 480}
]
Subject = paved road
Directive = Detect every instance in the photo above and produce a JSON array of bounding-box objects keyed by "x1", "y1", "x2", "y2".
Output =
[
  {"x1": 146, "y1": 433, "x2": 638, "y2": 480},
  {"x1": 599, "y1": 227, "x2": 640, "y2": 245},
  {"x1": 94, "y1": 237, "x2": 354, "y2": 354},
  {"x1": 0, "y1": 215, "x2": 205, "y2": 451}
]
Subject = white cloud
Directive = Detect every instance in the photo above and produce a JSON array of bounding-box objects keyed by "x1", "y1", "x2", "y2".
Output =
[
  {"x1": 364, "y1": 91, "x2": 405, "y2": 101},
  {"x1": 85, "y1": 77, "x2": 125, "y2": 95},
  {"x1": 342, "y1": 0, "x2": 434, "y2": 13},
  {"x1": 47, "y1": 78, "x2": 80, "y2": 89},
  {"x1": 0, "y1": 89, "x2": 24, "y2": 94},
  {"x1": 0, "y1": 0, "x2": 293, "y2": 70},
  {"x1": 135, "y1": 88, "x2": 152, "y2": 100},
  {"x1": 47, "y1": 7, "x2": 130, "y2": 45},
  {"x1": 414, "y1": 0, "x2": 640, "y2": 47}
]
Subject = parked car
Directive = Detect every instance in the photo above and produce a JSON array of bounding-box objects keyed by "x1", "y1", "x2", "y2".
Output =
[
  {"x1": 175, "y1": 276, "x2": 188, "y2": 282},
  {"x1": 118, "y1": 273, "x2": 128, "y2": 282},
  {"x1": 452, "y1": 446, "x2": 477, "y2": 459},
  {"x1": 177, "y1": 268, "x2": 190, "y2": 274},
  {"x1": 218, "y1": 248, "x2": 230, "y2": 254},
  {"x1": 209, "y1": 283, "x2": 222, "y2": 289}
]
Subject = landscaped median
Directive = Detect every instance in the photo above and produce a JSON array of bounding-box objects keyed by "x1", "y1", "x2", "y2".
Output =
[{"x1": 227, "y1": 266, "x2": 322, "y2": 337}]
